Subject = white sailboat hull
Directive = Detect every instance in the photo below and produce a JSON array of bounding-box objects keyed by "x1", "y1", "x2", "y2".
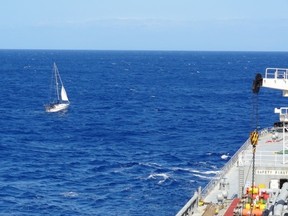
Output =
[{"x1": 45, "y1": 103, "x2": 69, "y2": 113}]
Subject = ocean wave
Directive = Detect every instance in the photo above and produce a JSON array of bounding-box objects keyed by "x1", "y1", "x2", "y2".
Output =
[
  {"x1": 147, "y1": 173, "x2": 171, "y2": 184},
  {"x1": 0, "y1": 50, "x2": 279, "y2": 215},
  {"x1": 139, "y1": 162, "x2": 163, "y2": 168},
  {"x1": 192, "y1": 173, "x2": 214, "y2": 180},
  {"x1": 172, "y1": 167, "x2": 220, "y2": 175},
  {"x1": 61, "y1": 191, "x2": 79, "y2": 198}
]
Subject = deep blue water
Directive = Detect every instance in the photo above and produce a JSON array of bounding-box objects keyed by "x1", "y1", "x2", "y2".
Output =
[{"x1": 1, "y1": 50, "x2": 288, "y2": 216}]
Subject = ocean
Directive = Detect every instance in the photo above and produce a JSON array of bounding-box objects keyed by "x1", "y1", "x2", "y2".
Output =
[{"x1": 1, "y1": 50, "x2": 288, "y2": 216}]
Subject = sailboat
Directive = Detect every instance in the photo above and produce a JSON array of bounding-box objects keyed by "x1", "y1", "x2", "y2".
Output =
[{"x1": 45, "y1": 63, "x2": 70, "y2": 113}]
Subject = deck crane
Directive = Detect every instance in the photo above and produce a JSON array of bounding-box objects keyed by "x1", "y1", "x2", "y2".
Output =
[
  {"x1": 250, "y1": 68, "x2": 288, "y2": 214},
  {"x1": 253, "y1": 68, "x2": 288, "y2": 164},
  {"x1": 250, "y1": 73, "x2": 262, "y2": 213}
]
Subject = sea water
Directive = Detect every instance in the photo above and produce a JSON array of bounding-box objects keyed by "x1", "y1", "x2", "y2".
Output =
[{"x1": 0, "y1": 50, "x2": 288, "y2": 215}]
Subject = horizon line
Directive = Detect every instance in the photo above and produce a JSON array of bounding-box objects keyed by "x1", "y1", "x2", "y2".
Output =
[{"x1": 0, "y1": 48, "x2": 287, "y2": 53}]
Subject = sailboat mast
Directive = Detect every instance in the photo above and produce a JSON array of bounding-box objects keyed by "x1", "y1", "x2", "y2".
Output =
[{"x1": 54, "y1": 63, "x2": 60, "y2": 101}]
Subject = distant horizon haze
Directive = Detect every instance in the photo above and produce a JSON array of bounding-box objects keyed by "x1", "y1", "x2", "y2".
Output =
[{"x1": 1, "y1": 0, "x2": 288, "y2": 51}]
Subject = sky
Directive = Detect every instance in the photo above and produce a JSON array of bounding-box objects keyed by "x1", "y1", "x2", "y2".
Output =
[{"x1": 1, "y1": 0, "x2": 288, "y2": 51}]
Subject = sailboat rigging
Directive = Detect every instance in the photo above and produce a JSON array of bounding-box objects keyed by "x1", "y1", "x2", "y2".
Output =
[{"x1": 45, "y1": 63, "x2": 70, "y2": 113}]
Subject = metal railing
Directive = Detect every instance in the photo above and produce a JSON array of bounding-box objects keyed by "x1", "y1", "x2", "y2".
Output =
[
  {"x1": 241, "y1": 151, "x2": 286, "y2": 167},
  {"x1": 176, "y1": 192, "x2": 199, "y2": 216},
  {"x1": 265, "y1": 68, "x2": 288, "y2": 79}
]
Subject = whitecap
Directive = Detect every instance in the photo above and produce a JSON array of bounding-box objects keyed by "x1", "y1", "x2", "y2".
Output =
[
  {"x1": 171, "y1": 167, "x2": 187, "y2": 172},
  {"x1": 139, "y1": 162, "x2": 162, "y2": 168},
  {"x1": 62, "y1": 191, "x2": 79, "y2": 198},
  {"x1": 148, "y1": 173, "x2": 170, "y2": 184},
  {"x1": 172, "y1": 167, "x2": 220, "y2": 175},
  {"x1": 172, "y1": 167, "x2": 201, "y2": 173},
  {"x1": 221, "y1": 153, "x2": 230, "y2": 160},
  {"x1": 193, "y1": 174, "x2": 213, "y2": 180},
  {"x1": 201, "y1": 170, "x2": 220, "y2": 175}
]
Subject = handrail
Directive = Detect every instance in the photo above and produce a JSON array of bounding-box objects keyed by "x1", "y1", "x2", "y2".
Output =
[
  {"x1": 241, "y1": 151, "x2": 285, "y2": 167},
  {"x1": 265, "y1": 68, "x2": 288, "y2": 79},
  {"x1": 176, "y1": 192, "x2": 199, "y2": 216}
]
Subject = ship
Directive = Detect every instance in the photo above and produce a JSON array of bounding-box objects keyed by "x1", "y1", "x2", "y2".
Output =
[{"x1": 176, "y1": 68, "x2": 288, "y2": 216}]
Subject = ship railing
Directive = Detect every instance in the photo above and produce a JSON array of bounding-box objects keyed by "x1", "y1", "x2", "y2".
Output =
[
  {"x1": 176, "y1": 192, "x2": 199, "y2": 216},
  {"x1": 242, "y1": 151, "x2": 286, "y2": 167},
  {"x1": 265, "y1": 68, "x2": 288, "y2": 79},
  {"x1": 200, "y1": 128, "x2": 270, "y2": 199}
]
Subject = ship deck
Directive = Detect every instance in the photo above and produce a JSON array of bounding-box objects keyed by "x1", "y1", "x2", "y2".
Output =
[{"x1": 177, "y1": 127, "x2": 288, "y2": 216}]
